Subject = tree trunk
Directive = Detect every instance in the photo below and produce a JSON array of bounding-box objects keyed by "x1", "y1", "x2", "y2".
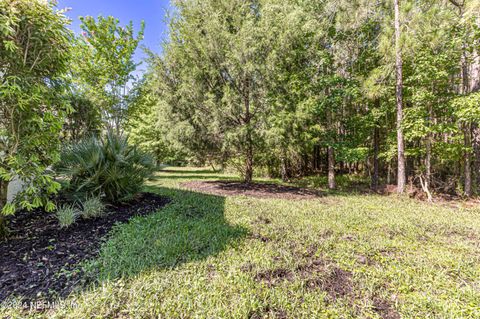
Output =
[
  {"x1": 0, "y1": 179, "x2": 8, "y2": 237},
  {"x1": 425, "y1": 135, "x2": 432, "y2": 188},
  {"x1": 464, "y1": 124, "x2": 472, "y2": 197},
  {"x1": 326, "y1": 98, "x2": 336, "y2": 189},
  {"x1": 244, "y1": 141, "x2": 253, "y2": 183},
  {"x1": 394, "y1": 0, "x2": 406, "y2": 194},
  {"x1": 470, "y1": 15, "x2": 480, "y2": 92},
  {"x1": 473, "y1": 124, "x2": 480, "y2": 193},
  {"x1": 471, "y1": 16, "x2": 480, "y2": 192},
  {"x1": 460, "y1": 34, "x2": 472, "y2": 196},
  {"x1": 280, "y1": 148, "x2": 289, "y2": 182},
  {"x1": 328, "y1": 146, "x2": 336, "y2": 190},
  {"x1": 312, "y1": 145, "x2": 320, "y2": 171},
  {"x1": 371, "y1": 125, "x2": 380, "y2": 190},
  {"x1": 425, "y1": 103, "x2": 433, "y2": 190},
  {"x1": 243, "y1": 78, "x2": 253, "y2": 184},
  {"x1": 387, "y1": 160, "x2": 392, "y2": 185}
]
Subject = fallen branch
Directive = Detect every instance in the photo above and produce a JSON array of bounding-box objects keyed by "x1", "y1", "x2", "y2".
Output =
[{"x1": 419, "y1": 175, "x2": 433, "y2": 202}]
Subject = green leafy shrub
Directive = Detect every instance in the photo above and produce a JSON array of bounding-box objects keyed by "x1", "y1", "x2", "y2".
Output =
[
  {"x1": 56, "y1": 204, "x2": 79, "y2": 228},
  {"x1": 57, "y1": 131, "x2": 155, "y2": 203},
  {"x1": 80, "y1": 196, "x2": 106, "y2": 219}
]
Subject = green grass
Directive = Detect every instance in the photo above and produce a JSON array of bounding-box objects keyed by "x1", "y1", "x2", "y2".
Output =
[{"x1": 3, "y1": 167, "x2": 480, "y2": 318}]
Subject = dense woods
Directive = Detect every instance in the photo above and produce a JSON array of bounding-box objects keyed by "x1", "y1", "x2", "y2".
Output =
[{"x1": 128, "y1": 0, "x2": 480, "y2": 197}]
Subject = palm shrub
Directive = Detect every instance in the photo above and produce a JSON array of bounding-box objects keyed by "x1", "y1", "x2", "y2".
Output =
[{"x1": 57, "y1": 132, "x2": 155, "y2": 203}]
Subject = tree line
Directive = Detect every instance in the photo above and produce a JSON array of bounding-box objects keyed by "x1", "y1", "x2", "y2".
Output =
[
  {"x1": 1, "y1": 0, "x2": 480, "y2": 234},
  {"x1": 131, "y1": 0, "x2": 480, "y2": 197}
]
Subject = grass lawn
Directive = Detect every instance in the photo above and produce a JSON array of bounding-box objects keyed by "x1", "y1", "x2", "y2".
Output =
[{"x1": 3, "y1": 167, "x2": 480, "y2": 318}]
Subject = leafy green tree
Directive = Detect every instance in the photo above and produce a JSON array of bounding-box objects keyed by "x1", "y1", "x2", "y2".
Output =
[
  {"x1": 63, "y1": 92, "x2": 102, "y2": 141},
  {"x1": 156, "y1": 0, "x2": 275, "y2": 182},
  {"x1": 0, "y1": 0, "x2": 71, "y2": 235},
  {"x1": 127, "y1": 70, "x2": 188, "y2": 165},
  {"x1": 72, "y1": 15, "x2": 144, "y2": 133}
]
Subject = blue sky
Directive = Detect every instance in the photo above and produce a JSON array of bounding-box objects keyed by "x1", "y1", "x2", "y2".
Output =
[{"x1": 56, "y1": 0, "x2": 172, "y2": 73}]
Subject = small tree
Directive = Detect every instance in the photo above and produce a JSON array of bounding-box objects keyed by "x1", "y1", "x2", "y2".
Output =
[
  {"x1": 0, "y1": 0, "x2": 71, "y2": 235},
  {"x1": 73, "y1": 16, "x2": 144, "y2": 133}
]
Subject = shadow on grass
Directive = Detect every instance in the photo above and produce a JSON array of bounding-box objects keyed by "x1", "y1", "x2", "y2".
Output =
[{"x1": 87, "y1": 186, "x2": 247, "y2": 281}]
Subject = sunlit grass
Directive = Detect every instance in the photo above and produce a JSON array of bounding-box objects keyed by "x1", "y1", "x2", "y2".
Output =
[{"x1": 3, "y1": 167, "x2": 480, "y2": 318}]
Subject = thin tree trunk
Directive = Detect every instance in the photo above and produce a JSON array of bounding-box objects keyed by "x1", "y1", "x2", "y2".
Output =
[
  {"x1": 460, "y1": 37, "x2": 472, "y2": 196},
  {"x1": 425, "y1": 136, "x2": 432, "y2": 187},
  {"x1": 371, "y1": 125, "x2": 380, "y2": 190},
  {"x1": 470, "y1": 15, "x2": 480, "y2": 92},
  {"x1": 464, "y1": 124, "x2": 472, "y2": 197},
  {"x1": 425, "y1": 103, "x2": 433, "y2": 189},
  {"x1": 0, "y1": 179, "x2": 9, "y2": 237},
  {"x1": 328, "y1": 146, "x2": 336, "y2": 189},
  {"x1": 280, "y1": 147, "x2": 289, "y2": 182},
  {"x1": 394, "y1": 0, "x2": 406, "y2": 194},
  {"x1": 387, "y1": 160, "x2": 392, "y2": 185},
  {"x1": 326, "y1": 100, "x2": 336, "y2": 189},
  {"x1": 471, "y1": 16, "x2": 480, "y2": 192},
  {"x1": 244, "y1": 79, "x2": 253, "y2": 184},
  {"x1": 245, "y1": 137, "x2": 253, "y2": 183},
  {"x1": 473, "y1": 124, "x2": 480, "y2": 192}
]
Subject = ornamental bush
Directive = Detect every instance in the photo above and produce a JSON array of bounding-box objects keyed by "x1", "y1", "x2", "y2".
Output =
[
  {"x1": 80, "y1": 196, "x2": 106, "y2": 219},
  {"x1": 56, "y1": 204, "x2": 79, "y2": 229},
  {"x1": 57, "y1": 132, "x2": 155, "y2": 203}
]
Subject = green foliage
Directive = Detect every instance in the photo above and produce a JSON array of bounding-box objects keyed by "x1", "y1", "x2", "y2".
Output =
[
  {"x1": 63, "y1": 93, "x2": 102, "y2": 141},
  {"x1": 57, "y1": 132, "x2": 155, "y2": 203},
  {"x1": 0, "y1": 0, "x2": 71, "y2": 221},
  {"x1": 72, "y1": 15, "x2": 144, "y2": 131},
  {"x1": 56, "y1": 204, "x2": 79, "y2": 229},
  {"x1": 126, "y1": 72, "x2": 189, "y2": 164},
  {"x1": 453, "y1": 92, "x2": 480, "y2": 123},
  {"x1": 144, "y1": 0, "x2": 480, "y2": 194},
  {"x1": 80, "y1": 196, "x2": 106, "y2": 219},
  {"x1": 152, "y1": 0, "x2": 278, "y2": 179}
]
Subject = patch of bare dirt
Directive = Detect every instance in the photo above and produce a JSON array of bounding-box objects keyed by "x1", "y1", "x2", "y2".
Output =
[
  {"x1": 253, "y1": 257, "x2": 353, "y2": 300},
  {"x1": 181, "y1": 181, "x2": 323, "y2": 199},
  {"x1": 249, "y1": 306, "x2": 287, "y2": 319},
  {"x1": 379, "y1": 184, "x2": 426, "y2": 200},
  {"x1": 355, "y1": 254, "x2": 376, "y2": 266},
  {"x1": 254, "y1": 268, "x2": 293, "y2": 287},
  {"x1": 255, "y1": 216, "x2": 272, "y2": 224},
  {"x1": 295, "y1": 259, "x2": 353, "y2": 298},
  {"x1": 240, "y1": 262, "x2": 255, "y2": 273},
  {"x1": 252, "y1": 252, "x2": 400, "y2": 319},
  {"x1": 249, "y1": 232, "x2": 271, "y2": 243},
  {"x1": 373, "y1": 297, "x2": 401, "y2": 319}
]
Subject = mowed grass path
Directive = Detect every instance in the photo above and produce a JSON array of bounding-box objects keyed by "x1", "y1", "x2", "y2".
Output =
[{"x1": 5, "y1": 167, "x2": 480, "y2": 318}]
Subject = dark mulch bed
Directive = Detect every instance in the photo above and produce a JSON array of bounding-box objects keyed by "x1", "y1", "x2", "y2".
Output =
[
  {"x1": 0, "y1": 192, "x2": 170, "y2": 304},
  {"x1": 181, "y1": 180, "x2": 323, "y2": 199}
]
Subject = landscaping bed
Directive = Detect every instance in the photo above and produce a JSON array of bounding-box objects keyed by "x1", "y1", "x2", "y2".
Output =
[{"x1": 0, "y1": 192, "x2": 170, "y2": 303}]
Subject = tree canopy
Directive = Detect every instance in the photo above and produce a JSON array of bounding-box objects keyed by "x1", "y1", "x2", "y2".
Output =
[{"x1": 129, "y1": 0, "x2": 479, "y2": 198}]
